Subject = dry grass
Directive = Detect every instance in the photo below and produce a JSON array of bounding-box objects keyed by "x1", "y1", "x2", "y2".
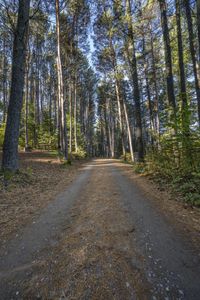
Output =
[{"x1": 0, "y1": 151, "x2": 86, "y2": 245}]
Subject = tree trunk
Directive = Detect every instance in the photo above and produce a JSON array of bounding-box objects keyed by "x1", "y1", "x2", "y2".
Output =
[
  {"x1": 150, "y1": 25, "x2": 160, "y2": 136},
  {"x1": 25, "y1": 54, "x2": 30, "y2": 151},
  {"x1": 109, "y1": 39, "x2": 126, "y2": 157},
  {"x1": 49, "y1": 68, "x2": 53, "y2": 135},
  {"x1": 108, "y1": 98, "x2": 115, "y2": 158},
  {"x1": 125, "y1": 0, "x2": 144, "y2": 161},
  {"x1": 2, "y1": 34, "x2": 8, "y2": 123},
  {"x1": 69, "y1": 81, "x2": 72, "y2": 154},
  {"x1": 2, "y1": 0, "x2": 31, "y2": 172},
  {"x1": 197, "y1": 0, "x2": 200, "y2": 62},
  {"x1": 143, "y1": 37, "x2": 155, "y2": 140},
  {"x1": 183, "y1": 0, "x2": 200, "y2": 126},
  {"x1": 145, "y1": 69, "x2": 154, "y2": 145},
  {"x1": 123, "y1": 100, "x2": 134, "y2": 162},
  {"x1": 55, "y1": 0, "x2": 68, "y2": 160},
  {"x1": 35, "y1": 39, "x2": 40, "y2": 126},
  {"x1": 111, "y1": 115, "x2": 115, "y2": 158},
  {"x1": 115, "y1": 81, "x2": 126, "y2": 156},
  {"x1": 159, "y1": 0, "x2": 177, "y2": 117},
  {"x1": 175, "y1": 0, "x2": 188, "y2": 128},
  {"x1": 104, "y1": 99, "x2": 111, "y2": 157},
  {"x1": 74, "y1": 77, "x2": 78, "y2": 153}
]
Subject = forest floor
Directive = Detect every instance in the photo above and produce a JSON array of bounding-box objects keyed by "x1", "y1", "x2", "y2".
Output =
[
  {"x1": 0, "y1": 151, "x2": 87, "y2": 244},
  {"x1": 0, "y1": 158, "x2": 200, "y2": 299}
]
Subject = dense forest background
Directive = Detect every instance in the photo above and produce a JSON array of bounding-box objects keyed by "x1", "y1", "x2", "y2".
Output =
[{"x1": 0, "y1": 0, "x2": 200, "y2": 204}]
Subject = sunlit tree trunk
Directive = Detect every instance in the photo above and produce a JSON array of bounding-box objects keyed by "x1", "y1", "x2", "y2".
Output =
[
  {"x1": 25, "y1": 50, "x2": 30, "y2": 152},
  {"x1": 69, "y1": 81, "x2": 73, "y2": 154},
  {"x1": 115, "y1": 81, "x2": 126, "y2": 156},
  {"x1": 125, "y1": 0, "x2": 144, "y2": 161},
  {"x1": 49, "y1": 68, "x2": 53, "y2": 135},
  {"x1": 74, "y1": 77, "x2": 78, "y2": 153},
  {"x1": 123, "y1": 100, "x2": 134, "y2": 162},
  {"x1": 108, "y1": 97, "x2": 115, "y2": 158},
  {"x1": 55, "y1": 0, "x2": 68, "y2": 160}
]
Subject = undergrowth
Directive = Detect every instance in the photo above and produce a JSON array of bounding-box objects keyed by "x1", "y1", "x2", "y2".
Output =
[
  {"x1": 122, "y1": 132, "x2": 200, "y2": 207},
  {"x1": 130, "y1": 157, "x2": 200, "y2": 207},
  {"x1": 0, "y1": 168, "x2": 34, "y2": 191}
]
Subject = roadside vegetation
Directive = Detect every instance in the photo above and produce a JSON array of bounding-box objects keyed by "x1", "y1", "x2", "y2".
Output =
[{"x1": 122, "y1": 130, "x2": 200, "y2": 207}]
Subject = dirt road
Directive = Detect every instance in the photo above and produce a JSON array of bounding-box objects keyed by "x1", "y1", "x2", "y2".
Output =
[{"x1": 0, "y1": 159, "x2": 200, "y2": 299}]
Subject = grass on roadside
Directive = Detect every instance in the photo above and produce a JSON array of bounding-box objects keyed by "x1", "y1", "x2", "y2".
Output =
[{"x1": 121, "y1": 155, "x2": 200, "y2": 207}]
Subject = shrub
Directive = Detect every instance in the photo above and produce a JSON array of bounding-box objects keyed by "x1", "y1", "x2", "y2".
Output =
[{"x1": 71, "y1": 148, "x2": 87, "y2": 160}]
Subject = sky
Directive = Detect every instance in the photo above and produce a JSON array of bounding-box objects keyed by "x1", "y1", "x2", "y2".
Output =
[{"x1": 87, "y1": 35, "x2": 95, "y2": 69}]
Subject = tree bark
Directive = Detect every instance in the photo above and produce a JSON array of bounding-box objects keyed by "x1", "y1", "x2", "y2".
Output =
[
  {"x1": 2, "y1": 0, "x2": 31, "y2": 172},
  {"x1": 197, "y1": 0, "x2": 200, "y2": 62},
  {"x1": 2, "y1": 33, "x2": 8, "y2": 123},
  {"x1": 55, "y1": 0, "x2": 68, "y2": 160},
  {"x1": 109, "y1": 38, "x2": 126, "y2": 157},
  {"x1": 74, "y1": 77, "x2": 78, "y2": 153},
  {"x1": 183, "y1": 0, "x2": 200, "y2": 126},
  {"x1": 115, "y1": 80, "x2": 126, "y2": 156},
  {"x1": 143, "y1": 37, "x2": 155, "y2": 140},
  {"x1": 125, "y1": 0, "x2": 144, "y2": 161},
  {"x1": 175, "y1": 0, "x2": 188, "y2": 128},
  {"x1": 25, "y1": 52, "x2": 30, "y2": 151},
  {"x1": 69, "y1": 81, "x2": 72, "y2": 154},
  {"x1": 123, "y1": 100, "x2": 134, "y2": 162},
  {"x1": 150, "y1": 25, "x2": 160, "y2": 136},
  {"x1": 158, "y1": 0, "x2": 177, "y2": 117},
  {"x1": 35, "y1": 38, "x2": 40, "y2": 126}
]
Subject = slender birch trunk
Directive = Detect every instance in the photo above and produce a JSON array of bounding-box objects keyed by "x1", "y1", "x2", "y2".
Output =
[{"x1": 123, "y1": 100, "x2": 134, "y2": 162}]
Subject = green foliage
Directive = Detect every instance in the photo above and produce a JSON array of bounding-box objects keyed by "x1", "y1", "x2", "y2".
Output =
[
  {"x1": 0, "y1": 123, "x2": 6, "y2": 147},
  {"x1": 0, "y1": 168, "x2": 33, "y2": 189},
  {"x1": 26, "y1": 167, "x2": 33, "y2": 176},
  {"x1": 184, "y1": 193, "x2": 200, "y2": 207},
  {"x1": 0, "y1": 101, "x2": 4, "y2": 112},
  {"x1": 3, "y1": 169, "x2": 15, "y2": 181},
  {"x1": 66, "y1": 113, "x2": 88, "y2": 153},
  {"x1": 71, "y1": 148, "x2": 87, "y2": 160},
  {"x1": 60, "y1": 159, "x2": 72, "y2": 168},
  {"x1": 120, "y1": 153, "x2": 132, "y2": 163},
  {"x1": 133, "y1": 162, "x2": 149, "y2": 174},
  {"x1": 37, "y1": 129, "x2": 57, "y2": 149},
  {"x1": 170, "y1": 172, "x2": 200, "y2": 207},
  {"x1": 142, "y1": 128, "x2": 200, "y2": 207},
  {"x1": 20, "y1": 105, "x2": 57, "y2": 150}
]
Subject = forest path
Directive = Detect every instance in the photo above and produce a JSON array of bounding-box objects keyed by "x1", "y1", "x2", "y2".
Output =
[{"x1": 0, "y1": 159, "x2": 200, "y2": 299}]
